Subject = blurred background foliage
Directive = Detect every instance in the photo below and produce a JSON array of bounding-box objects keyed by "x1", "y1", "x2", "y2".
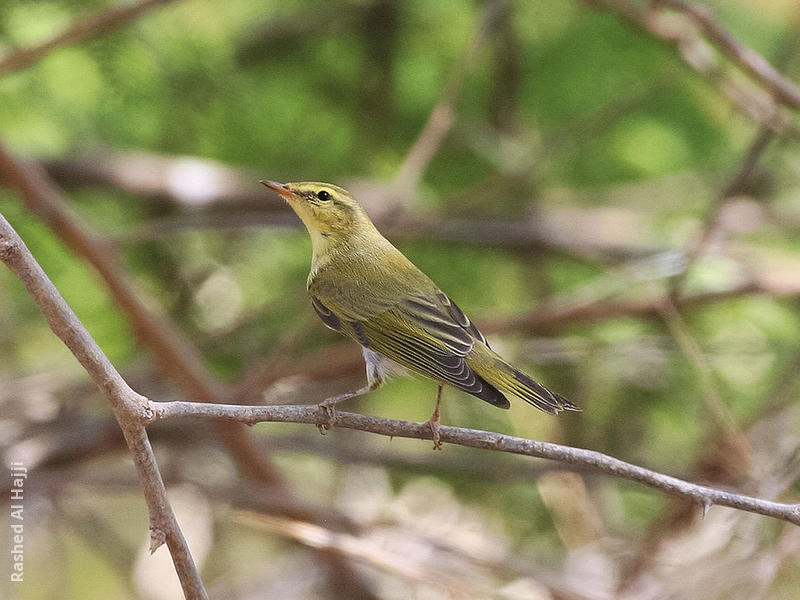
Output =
[{"x1": 1, "y1": 0, "x2": 800, "y2": 598}]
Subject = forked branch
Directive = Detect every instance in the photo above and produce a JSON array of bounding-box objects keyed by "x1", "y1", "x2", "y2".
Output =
[{"x1": 0, "y1": 213, "x2": 208, "y2": 600}]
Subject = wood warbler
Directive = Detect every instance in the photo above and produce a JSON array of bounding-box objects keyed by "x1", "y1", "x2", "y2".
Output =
[{"x1": 262, "y1": 180, "x2": 577, "y2": 444}]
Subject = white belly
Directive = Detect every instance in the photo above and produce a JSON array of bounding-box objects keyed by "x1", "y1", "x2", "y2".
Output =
[{"x1": 362, "y1": 347, "x2": 408, "y2": 386}]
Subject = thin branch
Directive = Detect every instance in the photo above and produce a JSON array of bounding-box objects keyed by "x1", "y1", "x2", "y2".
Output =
[
  {"x1": 16, "y1": 145, "x2": 795, "y2": 345},
  {"x1": 241, "y1": 514, "x2": 486, "y2": 597},
  {"x1": 0, "y1": 213, "x2": 208, "y2": 600},
  {"x1": 38, "y1": 151, "x2": 663, "y2": 263},
  {"x1": 0, "y1": 143, "x2": 286, "y2": 487},
  {"x1": 668, "y1": 126, "x2": 775, "y2": 297},
  {"x1": 585, "y1": 0, "x2": 800, "y2": 136},
  {"x1": 752, "y1": 342, "x2": 800, "y2": 426},
  {"x1": 148, "y1": 401, "x2": 800, "y2": 527},
  {"x1": 40, "y1": 152, "x2": 270, "y2": 208},
  {"x1": 0, "y1": 0, "x2": 178, "y2": 76},
  {"x1": 0, "y1": 143, "x2": 381, "y2": 600},
  {"x1": 393, "y1": 0, "x2": 508, "y2": 191},
  {"x1": 483, "y1": 279, "x2": 800, "y2": 336},
  {"x1": 657, "y1": 0, "x2": 800, "y2": 108},
  {"x1": 667, "y1": 4, "x2": 800, "y2": 297},
  {"x1": 658, "y1": 298, "x2": 751, "y2": 461},
  {"x1": 235, "y1": 1, "x2": 379, "y2": 65}
]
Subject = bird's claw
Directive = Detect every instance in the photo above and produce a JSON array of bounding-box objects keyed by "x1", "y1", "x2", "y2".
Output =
[
  {"x1": 317, "y1": 401, "x2": 337, "y2": 434},
  {"x1": 427, "y1": 414, "x2": 442, "y2": 451}
]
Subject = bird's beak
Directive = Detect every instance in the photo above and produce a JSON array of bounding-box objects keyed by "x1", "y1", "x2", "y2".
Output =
[{"x1": 260, "y1": 180, "x2": 295, "y2": 199}]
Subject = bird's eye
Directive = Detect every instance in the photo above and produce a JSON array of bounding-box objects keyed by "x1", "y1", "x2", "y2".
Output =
[{"x1": 317, "y1": 190, "x2": 331, "y2": 201}]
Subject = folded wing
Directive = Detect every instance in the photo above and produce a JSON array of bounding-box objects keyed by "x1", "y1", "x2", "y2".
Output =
[{"x1": 311, "y1": 290, "x2": 509, "y2": 408}]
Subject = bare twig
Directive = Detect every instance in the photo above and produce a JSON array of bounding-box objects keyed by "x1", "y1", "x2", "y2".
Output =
[
  {"x1": 0, "y1": 213, "x2": 208, "y2": 600},
  {"x1": 752, "y1": 342, "x2": 800, "y2": 426},
  {"x1": 0, "y1": 144, "x2": 380, "y2": 600},
  {"x1": 148, "y1": 401, "x2": 800, "y2": 527},
  {"x1": 235, "y1": 1, "x2": 377, "y2": 65},
  {"x1": 242, "y1": 514, "x2": 484, "y2": 597},
  {"x1": 40, "y1": 152, "x2": 271, "y2": 208},
  {"x1": 393, "y1": 0, "x2": 508, "y2": 190},
  {"x1": 668, "y1": 2, "x2": 800, "y2": 296},
  {"x1": 0, "y1": 143, "x2": 285, "y2": 486},
  {"x1": 484, "y1": 280, "x2": 800, "y2": 336},
  {"x1": 658, "y1": 299, "x2": 751, "y2": 462},
  {"x1": 38, "y1": 151, "x2": 664, "y2": 263},
  {"x1": 669, "y1": 126, "x2": 775, "y2": 297},
  {"x1": 16, "y1": 144, "x2": 796, "y2": 345},
  {"x1": 585, "y1": 0, "x2": 800, "y2": 136},
  {"x1": 0, "y1": 0, "x2": 178, "y2": 76},
  {"x1": 657, "y1": 0, "x2": 800, "y2": 108}
]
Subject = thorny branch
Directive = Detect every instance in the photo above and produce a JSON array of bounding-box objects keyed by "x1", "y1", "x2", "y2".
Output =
[
  {"x1": 148, "y1": 401, "x2": 800, "y2": 528},
  {"x1": 0, "y1": 213, "x2": 208, "y2": 600}
]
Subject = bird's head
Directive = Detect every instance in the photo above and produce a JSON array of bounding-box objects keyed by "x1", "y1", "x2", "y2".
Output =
[{"x1": 261, "y1": 180, "x2": 373, "y2": 246}]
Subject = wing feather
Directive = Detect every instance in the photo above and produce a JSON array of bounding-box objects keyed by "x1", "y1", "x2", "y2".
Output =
[
  {"x1": 309, "y1": 285, "x2": 509, "y2": 408},
  {"x1": 358, "y1": 306, "x2": 509, "y2": 407}
]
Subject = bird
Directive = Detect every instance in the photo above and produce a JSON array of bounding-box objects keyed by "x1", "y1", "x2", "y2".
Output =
[{"x1": 261, "y1": 180, "x2": 578, "y2": 448}]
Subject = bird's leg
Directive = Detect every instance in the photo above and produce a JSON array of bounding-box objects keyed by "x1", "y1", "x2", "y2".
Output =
[
  {"x1": 426, "y1": 384, "x2": 444, "y2": 450},
  {"x1": 317, "y1": 379, "x2": 382, "y2": 434}
]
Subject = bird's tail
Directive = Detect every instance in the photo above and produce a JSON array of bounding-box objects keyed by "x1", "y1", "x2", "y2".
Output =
[{"x1": 469, "y1": 348, "x2": 579, "y2": 414}]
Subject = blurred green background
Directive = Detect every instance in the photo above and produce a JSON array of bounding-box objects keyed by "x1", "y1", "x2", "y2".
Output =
[{"x1": 2, "y1": 0, "x2": 800, "y2": 598}]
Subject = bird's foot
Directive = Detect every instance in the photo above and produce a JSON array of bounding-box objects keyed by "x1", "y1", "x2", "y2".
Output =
[
  {"x1": 317, "y1": 400, "x2": 337, "y2": 434},
  {"x1": 426, "y1": 412, "x2": 442, "y2": 451}
]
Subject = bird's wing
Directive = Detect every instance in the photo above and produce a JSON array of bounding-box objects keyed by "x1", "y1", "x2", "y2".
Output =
[
  {"x1": 401, "y1": 291, "x2": 491, "y2": 352},
  {"x1": 362, "y1": 310, "x2": 507, "y2": 406},
  {"x1": 316, "y1": 290, "x2": 508, "y2": 407}
]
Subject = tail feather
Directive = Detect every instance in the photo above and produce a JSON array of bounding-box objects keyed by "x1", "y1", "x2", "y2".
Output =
[
  {"x1": 507, "y1": 368, "x2": 579, "y2": 414},
  {"x1": 470, "y1": 350, "x2": 579, "y2": 414},
  {"x1": 471, "y1": 375, "x2": 511, "y2": 409}
]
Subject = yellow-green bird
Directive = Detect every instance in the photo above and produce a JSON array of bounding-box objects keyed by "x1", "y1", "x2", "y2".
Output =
[{"x1": 262, "y1": 180, "x2": 577, "y2": 442}]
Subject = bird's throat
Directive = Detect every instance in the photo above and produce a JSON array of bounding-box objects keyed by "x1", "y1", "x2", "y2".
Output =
[{"x1": 308, "y1": 228, "x2": 334, "y2": 279}]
